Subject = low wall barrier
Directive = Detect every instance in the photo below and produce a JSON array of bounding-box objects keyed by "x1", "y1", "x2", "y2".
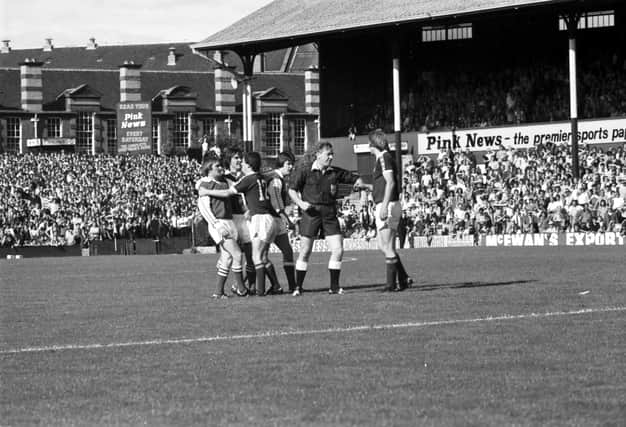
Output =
[
  {"x1": 2, "y1": 233, "x2": 622, "y2": 259},
  {"x1": 1, "y1": 236, "x2": 193, "y2": 259}
]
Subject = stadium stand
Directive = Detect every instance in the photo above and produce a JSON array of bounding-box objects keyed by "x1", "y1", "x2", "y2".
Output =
[
  {"x1": 0, "y1": 153, "x2": 198, "y2": 247},
  {"x1": 2, "y1": 142, "x2": 624, "y2": 247},
  {"x1": 396, "y1": 144, "x2": 626, "y2": 241}
]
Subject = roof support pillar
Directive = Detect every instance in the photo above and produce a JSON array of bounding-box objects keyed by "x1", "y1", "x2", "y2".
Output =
[
  {"x1": 240, "y1": 53, "x2": 256, "y2": 152},
  {"x1": 564, "y1": 11, "x2": 582, "y2": 181},
  {"x1": 392, "y1": 41, "x2": 403, "y2": 193}
]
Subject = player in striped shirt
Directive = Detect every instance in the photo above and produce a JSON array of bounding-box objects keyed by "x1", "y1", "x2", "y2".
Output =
[{"x1": 196, "y1": 157, "x2": 246, "y2": 298}]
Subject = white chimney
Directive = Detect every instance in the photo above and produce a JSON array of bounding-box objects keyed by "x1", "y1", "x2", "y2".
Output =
[
  {"x1": 167, "y1": 47, "x2": 176, "y2": 66},
  {"x1": 43, "y1": 38, "x2": 53, "y2": 52},
  {"x1": 86, "y1": 37, "x2": 97, "y2": 50},
  {"x1": 1, "y1": 40, "x2": 11, "y2": 54}
]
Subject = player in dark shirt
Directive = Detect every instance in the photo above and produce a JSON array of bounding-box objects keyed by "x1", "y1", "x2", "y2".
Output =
[
  {"x1": 289, "y1": 142, "x2": 365, "y2": 295},
  {"x1": 222, "y1": 147, "x2": 255, "y2": 294},
  {"x1": 203, "y1": 152, "x2": 278, "y2": 296},
  {"x1": 266, "y1": 151, "x2": 297, "y2": 292},
  {"x1": 356, "y1": 129, "x2": 412, "y2": 291}
]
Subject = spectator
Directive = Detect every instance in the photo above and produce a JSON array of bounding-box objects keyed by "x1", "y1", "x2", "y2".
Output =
[{"x1": 0, "y1": 153, "x2": 198, "y2": 246}]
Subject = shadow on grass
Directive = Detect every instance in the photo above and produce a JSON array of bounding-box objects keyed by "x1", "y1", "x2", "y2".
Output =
[
  {"x1": 298, "y1": 280, "x2": 536, "y2": 294},
  {"x1": 413, "y1": 279, "x2": 537, "y2": 292}
]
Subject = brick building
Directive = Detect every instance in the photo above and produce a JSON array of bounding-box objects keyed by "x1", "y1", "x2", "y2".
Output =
[{"x1": 0, "y1": 39, "x2": 319, "y2": 157}]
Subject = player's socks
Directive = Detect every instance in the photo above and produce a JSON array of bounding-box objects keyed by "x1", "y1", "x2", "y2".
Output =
[
  {"x1": 396, "y1": 255, "x2": 408, "y2": 280},
  {"x1": 328, "y1": 260, "x2": 342, "y2": 293},
  {"x1": 395, "y1": 255, "x2": 411, "y2": 288},
  {"x1": 216, "y1": 264, "x2": 229, "y2": 295},
  {"x1": 265, "y1": 262, "x2": 281, "y2": 292},
  {"x1": 232, "y1": 268, "x2": 246, "y2": 295},
  {"x1": 243, "y1": 242, "x2": 255, "y2": 289},
  {"x1": 295, "y1": 260, "x2": 308, "y2": 291},
  {"x1": 245, "y1": 265, "x2": 256, "y2": 292},
  {"x1": 385, "y1": 257, "x2": 398, "y2": 290},
  {"x1": 283, "y1": 261, "x2": 296, "y2": 291},
  {"x1": 255, "y1": 264, "x2": 266, "y2": 296}
]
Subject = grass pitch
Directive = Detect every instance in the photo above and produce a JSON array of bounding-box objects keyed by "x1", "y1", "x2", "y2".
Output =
[{"x1": 1, "y1": 247, "x2": 625, "y2": 426}]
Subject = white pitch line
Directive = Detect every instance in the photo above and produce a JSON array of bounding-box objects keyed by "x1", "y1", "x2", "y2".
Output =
[{"x1": 1, "y1": 306, "x2": 624, "y2": 355}]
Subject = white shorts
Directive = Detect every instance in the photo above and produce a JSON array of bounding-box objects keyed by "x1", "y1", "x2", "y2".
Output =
[
  {"x1": 375, "y1": 201, "x2": 402, "y2": 231},
  {"x1": 248, "y1": 214, "x2": 278, "y2": 243},
  {"x1": 273, "y1": 216, "x2": 289, "y2": 237},
  {"x1": 232, "y1": 214, "x2": 251, "y2": 244},
  {"x1": 207, "y1": 219, "x2": 238, "y2": 245}
]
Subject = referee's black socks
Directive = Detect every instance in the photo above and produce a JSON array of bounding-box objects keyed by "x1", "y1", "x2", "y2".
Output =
[
  {"x1": 328, "y1": 260, "x2": 341, "y2": 293},
  {"x1": 295, "y1": 260, "x2": 308, "y2": 291}
]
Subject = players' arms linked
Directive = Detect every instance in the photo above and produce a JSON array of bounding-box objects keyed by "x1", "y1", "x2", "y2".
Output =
[{"x1": 197, "y1": 185, "x2": 237, "y2": 198}]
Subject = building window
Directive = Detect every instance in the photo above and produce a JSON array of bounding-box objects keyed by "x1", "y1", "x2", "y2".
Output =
[
  {"x1": 201, "y1": 118, "x2": 215, "y2": 142},
  {"x1": 294, "y1": 119, "x2": 306, "y2": 155},
  {"x1": 422, "y1": 23, "x2": 472, "y2": 42},
  {"x1": 174, "y1": 112, "x2": 189, "y2": 151},
  {"x1": 106, "y1": 119, "x2": 117, "y2": 154},
  {"x1": 559, "y1": 10, "x2": 614, "y2": 31},
  {"x1": 6, "y1": 117, "x2": 21, "y2": 153},
  {"x1": 152, "y1": 118, "x2": 159, "y2": 155},
  {"x1": 447, "y1": 23, "x2": 472, "y2": 40},
  {"x1": 46, "y1": 117, "x2": 61, "y2": 138},
  {"x1": 76, "y1": 112, "x2": 93, "y2": 153},
  {"x1": 265, "y1": 113, "x2": 281, "y2": 156}
]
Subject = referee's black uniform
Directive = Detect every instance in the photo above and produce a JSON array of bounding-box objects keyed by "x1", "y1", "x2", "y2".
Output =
[
  {"x1": 291, "y1": 164, "x2": 358, "y2": 238},
  {"x1": 291, "y1": 163, "x2": 358, "y2": 292}
]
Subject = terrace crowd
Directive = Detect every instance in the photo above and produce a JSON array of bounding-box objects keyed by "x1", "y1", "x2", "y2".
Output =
[
  {"x1": 1, "y1": 143, "x2": 625, "y2": 248},
  {"x1": 361, "y1": 57, "x2": 626, "y2": 133},
  {"x1": 0, "y1": 153, "x2": 198, "y2": 247},
  {"x1": 340, "y1": 143, "x2": 626, "y2": 245}
]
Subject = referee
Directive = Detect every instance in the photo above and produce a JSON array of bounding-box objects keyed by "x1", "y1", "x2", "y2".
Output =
[{"x1": 289, "y1": 142, "x2": 364, "y2": 295}]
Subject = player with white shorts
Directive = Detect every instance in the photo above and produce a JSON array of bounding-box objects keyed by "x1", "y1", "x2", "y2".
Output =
[
  {"x1": 356, "y1": 129, "x2": 412, "y2": 292},
  {"x1": 196, "y1": 158, "x2": 246, "y2": 298},
  {"x1": 374, "y1": 200, "x2": 402, "y2": 231},
  {"x1": 222, "y1": 147, "x2": 254, "y2": 294},
  {"x1": 199, "y1": 152, "x2": 278, "y2": 296},
  {"x1": 248, "y1": 213, "x2": 278, "y2": 243},
  {"x1": 265, "y1": 152, "x2": 297, "y2": 292}
]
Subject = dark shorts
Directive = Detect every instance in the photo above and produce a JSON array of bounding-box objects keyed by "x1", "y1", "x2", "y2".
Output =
[{"x1": 299, "y1": 204, "x2": 341, "y2": 238}]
